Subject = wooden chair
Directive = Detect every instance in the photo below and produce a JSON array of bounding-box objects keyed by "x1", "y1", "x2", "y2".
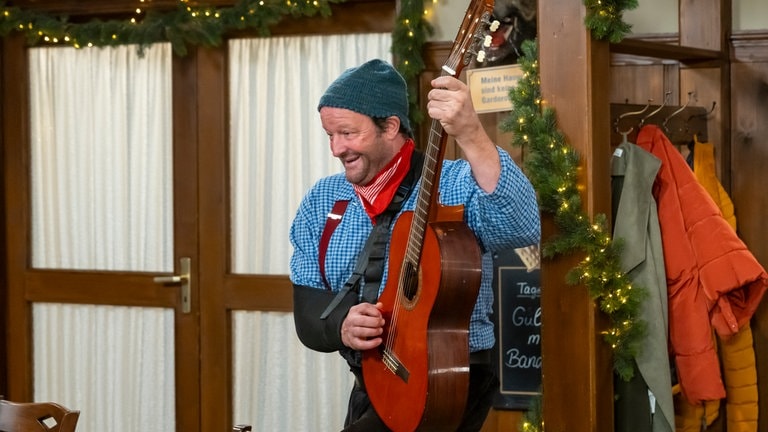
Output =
[{"x1": 0, "y1": 400, "x2": 79, "y2": 432}]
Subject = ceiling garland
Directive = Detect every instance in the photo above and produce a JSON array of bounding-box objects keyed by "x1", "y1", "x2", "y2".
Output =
[{"x1": 0, "y1": 0, "x2": 343, "y2": 56}]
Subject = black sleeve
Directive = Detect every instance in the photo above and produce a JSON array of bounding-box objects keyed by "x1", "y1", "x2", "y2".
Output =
[{"x1": 292, "y1": 284, "x2": 358, "y2": 353}]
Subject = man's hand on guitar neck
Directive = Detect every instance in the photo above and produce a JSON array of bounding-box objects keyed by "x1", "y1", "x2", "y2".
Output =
[
  {"x1": 427, "y1": 75, "x2": 501, "y2": 193},
  {"x1": 341, "y1": 302, "x2": 385, "y2": 351}
]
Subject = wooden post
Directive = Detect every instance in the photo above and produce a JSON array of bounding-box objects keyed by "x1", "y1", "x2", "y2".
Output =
[{"x1": 537, "y1": 0, "x2": 614, "y2": 430}]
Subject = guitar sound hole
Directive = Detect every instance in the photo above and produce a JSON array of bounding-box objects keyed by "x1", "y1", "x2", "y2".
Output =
[{"x1": 401, "y1": 262, "x2": 419, "y2": 301}]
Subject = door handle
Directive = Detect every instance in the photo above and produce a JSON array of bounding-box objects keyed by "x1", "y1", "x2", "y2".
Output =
[{"x1": 153, "y1": 257, "x2": 192, "y2": 313}]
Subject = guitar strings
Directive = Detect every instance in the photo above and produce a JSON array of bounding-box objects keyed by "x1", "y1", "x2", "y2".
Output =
[{"x1": 383, "y1": 57, "x2": 461, "y2": 360}]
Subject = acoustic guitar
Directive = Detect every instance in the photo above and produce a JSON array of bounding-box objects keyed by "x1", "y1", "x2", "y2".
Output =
[{"x1": 361, "y1": 2, "x2": 498, "y2": 431}]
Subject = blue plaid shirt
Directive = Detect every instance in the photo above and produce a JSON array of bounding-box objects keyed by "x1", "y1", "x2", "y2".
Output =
[{"x1": 289, "y1": 146, "x2": 540, "y2": 352}]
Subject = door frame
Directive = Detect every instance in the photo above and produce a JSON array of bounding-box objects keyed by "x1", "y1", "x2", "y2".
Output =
[
  {"x1": 1, "y1": 2, "x2": 396, "y2": 430},
  {"x1": 1, "y1": 33, "x2": 203, "y2": 430}
]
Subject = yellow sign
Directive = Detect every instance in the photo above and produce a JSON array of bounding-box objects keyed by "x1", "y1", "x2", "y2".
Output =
[{"x1": 466, "y1": 64, "x2": 523, "y2": 113}]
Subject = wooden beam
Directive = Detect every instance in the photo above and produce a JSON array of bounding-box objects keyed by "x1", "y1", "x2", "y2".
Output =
[
  {"x1": 538, "y1": 0, "x2": 614, "y2": 430},
  {"x1": 610, "y1": 38, "x2": 724, "y2": 64},
  {"x1": 8, "y1": 0, "x2": 182, "y2": 15}
]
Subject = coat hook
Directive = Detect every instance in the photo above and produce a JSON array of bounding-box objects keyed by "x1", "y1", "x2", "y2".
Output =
[
  {"x1": 614, "y1": 99, "x2": 652, "y2": 135},
  {"x1": 686, "y1": 101, "x2": 717, "y2": 123},
  {"x1": 684, "y1": 101, "x2": 716, "y2": 139},
  {"x1": 640, "y1": 91, "x2": 672, "y2": 127},
  {"x1": 663, "y1": 91, "x2": 695, "y2": 131}
]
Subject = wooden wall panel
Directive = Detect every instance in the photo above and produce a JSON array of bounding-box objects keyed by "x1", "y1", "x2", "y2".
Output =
[
  {"x1": 609, "y1": 64, "x2": 672, "y2": 105},
  {"x1": 731, "y1": 59, "x2": 768, "y2": 431}
]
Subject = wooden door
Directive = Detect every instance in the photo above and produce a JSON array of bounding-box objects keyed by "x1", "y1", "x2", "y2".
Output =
[
  {"x1": 1, "y1": 4, "x2": 397, "y2": 431},
  {"x1": 2, "y1": 35, "x2": 201, "y2": 431}
]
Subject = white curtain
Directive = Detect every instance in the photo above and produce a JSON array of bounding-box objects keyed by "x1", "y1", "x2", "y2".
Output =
[
  {"x1": 228, "y1": 33, "x2": 392, "y2": 430},
  {"x1": 33, "y1": 304, "x2": 175, "y2": 432},
  {"x1": 29, "y1": 44, "x2": 175, "y2": 432},
  {"x1": 29, "y1": 44, "x2": 173, "y2": 273}
]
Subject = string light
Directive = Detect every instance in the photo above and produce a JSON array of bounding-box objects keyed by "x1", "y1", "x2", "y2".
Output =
[{"x1": 0, "y1": 0, "x2": 335, "y2": 54}]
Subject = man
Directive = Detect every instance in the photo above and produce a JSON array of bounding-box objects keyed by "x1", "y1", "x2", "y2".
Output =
[{"x1": 290, "y1": 59, "x2": 540, "y2": 431}]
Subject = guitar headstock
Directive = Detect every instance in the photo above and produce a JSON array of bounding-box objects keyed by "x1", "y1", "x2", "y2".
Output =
[{"x1": 443, "y1": 0, "x2": 499, "y2": 78}]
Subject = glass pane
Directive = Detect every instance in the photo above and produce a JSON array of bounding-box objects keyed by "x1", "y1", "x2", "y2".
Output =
[
  {"x1": 231, "y1": 311, "x2": 351, "y2": 430},
  {"x1": 33, "y1": 303, "x2": 175, "y2": 432},
  {"x1": 28, "y1": 44, "x2": 173, "y2": 272}
]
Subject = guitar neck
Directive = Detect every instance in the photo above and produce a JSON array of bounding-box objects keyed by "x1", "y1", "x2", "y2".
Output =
[
  {"x1": 404, "y1": 104, "x2": 449, "y2": 263},
  {"x1": 403, "y1": 1, "x2": 496, "y2": 268}
]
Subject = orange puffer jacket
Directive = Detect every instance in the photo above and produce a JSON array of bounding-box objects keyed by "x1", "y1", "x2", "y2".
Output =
[{"x1": 636, "y1": 125, "x2": 768, "y2": 405}]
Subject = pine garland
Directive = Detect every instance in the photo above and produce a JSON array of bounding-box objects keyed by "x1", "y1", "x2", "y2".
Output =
[
  {"x1": 502, "y1": 40, "x2": 646, "y2": 383},
  {"x1": 0, "y1": 0, "x2": 345, "y2": 56},
  {"x1": 583, "y1": 0, "x2": 639, "y2": 43},
  {"x1": 519, "y1": 393, "x2": 544, "y2": 432},
  {"x1": 0, "y1": 0, "x2": 433, "y2": 125}
]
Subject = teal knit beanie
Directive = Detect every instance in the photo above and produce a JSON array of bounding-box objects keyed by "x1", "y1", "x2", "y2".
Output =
[{"x1": 318, "y1": 59, "x2": 411, "y2": 134}]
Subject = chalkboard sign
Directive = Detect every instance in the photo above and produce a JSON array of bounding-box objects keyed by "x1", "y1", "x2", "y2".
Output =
[{"x1": 491, "y1": 247, "x2": 542, "y2": 409}]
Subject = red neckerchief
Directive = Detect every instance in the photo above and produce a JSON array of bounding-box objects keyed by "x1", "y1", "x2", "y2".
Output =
[{"x1": 354, "y1": 139, "x2": 415, "y2": 222}]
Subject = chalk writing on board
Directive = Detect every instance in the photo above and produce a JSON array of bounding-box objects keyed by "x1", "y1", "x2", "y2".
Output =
[{"x1": 493, "y1": 249, "x2": 542, "y2": 409}]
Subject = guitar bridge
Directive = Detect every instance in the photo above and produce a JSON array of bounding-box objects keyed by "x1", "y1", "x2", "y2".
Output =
[{"x1": 382, "y1": 350, "x2": 410, "y2": 383}]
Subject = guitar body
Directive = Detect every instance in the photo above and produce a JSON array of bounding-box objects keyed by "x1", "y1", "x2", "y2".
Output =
[
  {"x1": 361, "y1": 205, "x2": 482, "y2": 432},
  {"x1": 359, "y1": 1, "x2": 495, "y2": 429}
]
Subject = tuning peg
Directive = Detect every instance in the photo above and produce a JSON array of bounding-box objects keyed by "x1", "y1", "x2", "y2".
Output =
[
  {"x1": 477, "y1": 50, "x2": 486, "y2": 62},
  {"x1": 490, "y1": 20, "x2": 500, "y2": 32},
  {"x1": 483, "y1": 35, "x2": 492, "y2": 47}
]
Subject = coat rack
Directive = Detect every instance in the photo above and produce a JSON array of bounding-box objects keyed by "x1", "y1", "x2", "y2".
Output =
[{"x1": 610, "y1": 101, "x2": 714, "y2": 147}]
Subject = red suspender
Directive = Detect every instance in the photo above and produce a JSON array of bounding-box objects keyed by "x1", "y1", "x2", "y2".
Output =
[{"x1": 319, "y1": 200, "x2": 350, "y2": 290}]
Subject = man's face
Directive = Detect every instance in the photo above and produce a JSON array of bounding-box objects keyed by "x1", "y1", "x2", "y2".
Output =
[{"x1": 320, "y1": 107, "x2": 398, "y2": 186}]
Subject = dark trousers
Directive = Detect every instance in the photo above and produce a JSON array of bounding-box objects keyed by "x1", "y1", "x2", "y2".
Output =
[{"x1": 342, "y1": 361, "x2": 499, "y2": 432}]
